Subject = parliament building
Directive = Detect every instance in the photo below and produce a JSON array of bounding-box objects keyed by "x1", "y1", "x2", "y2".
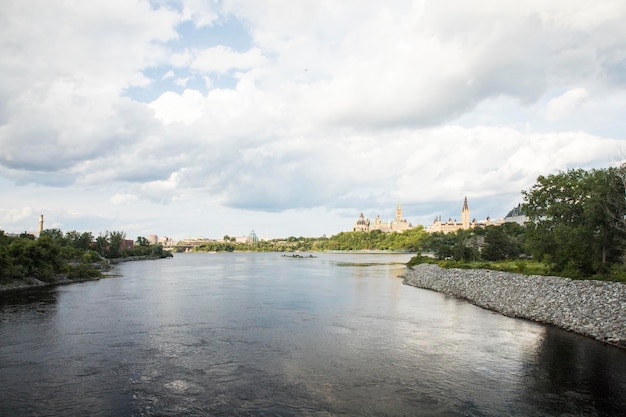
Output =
[
  {"x1": 425, "y1": 196, "x2": 502, "y2": 233},
  {"x1": 353, "y1": 203, "x2": 412, "y2": 233}
]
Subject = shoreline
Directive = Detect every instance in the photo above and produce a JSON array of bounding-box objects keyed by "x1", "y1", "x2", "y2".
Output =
[
  {"x1": 0, "y1": 274, "x2": 112, "y2": 294},
  {"x1": 0, "y1": 255, "x2": 170, "y2": 294},
  {"x1": 402, "y1": 263, "x2": 626, "y2": 349}
]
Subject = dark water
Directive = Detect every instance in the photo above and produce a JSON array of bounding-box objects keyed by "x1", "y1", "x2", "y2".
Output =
[{"x1": 1, "y1": 252, "x2": 625, "y2": 416}]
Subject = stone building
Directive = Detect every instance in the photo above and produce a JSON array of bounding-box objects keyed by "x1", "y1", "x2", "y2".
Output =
[
  {"x1": 426, "y1": 196, "x2": 502, "y2": 233},
  {"x1": 353, "y1": 203, "x2": 412, "y2": 233},
  {"x1": 504, "y1": 203, "x2": 529, "y2": 225},
  {"x1": 353, "y1": 213, "x2": 370, "y2": 232}
]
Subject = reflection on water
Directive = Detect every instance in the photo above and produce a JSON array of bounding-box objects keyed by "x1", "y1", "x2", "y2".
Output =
[
  {"x1": 521, "y1": 326, "x2": 626, "y2": 416},
  {"x1": 0, "y1": 252, "x2": 625, "y2": 416}
]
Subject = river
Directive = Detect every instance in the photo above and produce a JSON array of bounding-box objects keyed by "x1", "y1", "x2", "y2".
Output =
[{"x1": 1, "y1": 252, "x2": 625, "y2": 416}]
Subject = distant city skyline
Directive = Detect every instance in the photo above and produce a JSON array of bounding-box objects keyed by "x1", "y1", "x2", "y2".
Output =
[
  {"x1": 13, "y1": 197, "x2": 521, "y2": 242},
  {"x1": 1, "y1": 1, "x2": 625, "y2": 240}
]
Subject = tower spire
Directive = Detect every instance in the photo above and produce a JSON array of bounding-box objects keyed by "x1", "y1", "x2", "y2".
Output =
[
  {"x1": 396, "y1": 199, "x2": 402, "y2": 223},
  {"x1": 461, "y1": 196, "x2": 470, "y2": 230}
]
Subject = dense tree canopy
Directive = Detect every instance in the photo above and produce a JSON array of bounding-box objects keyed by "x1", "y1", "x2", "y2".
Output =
[
  {"x1": 522, "y1": 167, "x2": 626, "y2": 277},
  {"x1": 1, "y1": 228, "x2": 171, "y2": 285},
  {"x1": 0, "y1": 230, "x2": 103, "y2": 283}
]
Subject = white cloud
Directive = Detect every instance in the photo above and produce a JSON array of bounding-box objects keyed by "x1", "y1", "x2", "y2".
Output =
[
  {"x1": 190, "y1": 46, "x2": 267, "y2": 74},
  {"x1": 1, "y1": 207, "x2": 34, "y2": 225},
  {"x1": 162, "y1": 70, "x2": 175, "y2": 80},
  {"x1": 149, "y1": 89, "x2": 204, "y2": 124},
  {"x1": 1, "y1": 0, "x2": 626, "y2": 238},
  {"x1": 179, "y1": 0, "x2": 219, "y2": 28},
  {"x1": 174, "y1": 77, "x2": 191, "y2": 87},
  {"x1": 546, "y1": 88, "x2": 590, "y2": 121},
  {"x1": 111, "y1": 193, "x2": 139, "y2": 205}
]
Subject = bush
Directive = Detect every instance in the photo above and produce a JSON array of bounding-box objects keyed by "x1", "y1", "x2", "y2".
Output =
[
  {"x1": 406, "y1": 254, "x2": 437, "y2": 268},
  {"x1": 67, "y1": 263, "x2": 102, "y2": 280},
  {"x1": 560, "y1": 260, "x2": 584, "y2": 279},
  {"x1": 34, "y1": 265, "x2": 57, "y2": 283},
  {"x1": 609, "y1": 264, "x2": 626, "y2": 283},
  {"x1": 82, "y1": 250, "x2": 103, "y2": 263}
]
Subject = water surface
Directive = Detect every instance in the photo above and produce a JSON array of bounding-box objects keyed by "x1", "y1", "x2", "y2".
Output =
[{"x1": 1, "y1": 252, "x2": 625, "y2": 416}]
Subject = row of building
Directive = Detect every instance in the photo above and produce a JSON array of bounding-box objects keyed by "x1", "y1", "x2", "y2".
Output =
[{"x1": 353, "y1": 197, "x2": 527, "y2": 234}]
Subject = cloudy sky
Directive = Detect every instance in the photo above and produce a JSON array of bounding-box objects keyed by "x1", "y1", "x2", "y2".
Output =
[{"x1": 1, "y1": 0, "x2": 625, "y2": 240}]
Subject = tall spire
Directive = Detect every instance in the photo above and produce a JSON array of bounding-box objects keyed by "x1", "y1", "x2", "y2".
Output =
[{"x1": 461, "y1": 196, "x2": 470, "y2": 229}]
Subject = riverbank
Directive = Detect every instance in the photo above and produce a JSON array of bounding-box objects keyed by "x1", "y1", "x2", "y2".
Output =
[
  {"x1": 108, "y1": 253, "x2": 173, "y2": 264},
  {"x1": 0, "y1": 274, "x2": 107, "y2": 293},
  {"x1": 0, "y1": 254, "x2": 171, "y2": 294},
  {"x1": 402, "y1": 264, "x2": 626, "y2": 348}
]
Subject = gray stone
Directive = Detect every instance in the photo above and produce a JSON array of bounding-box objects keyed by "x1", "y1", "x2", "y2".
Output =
[{"x1": 401, "y1": 264, "x2": 626, "y2": 348}]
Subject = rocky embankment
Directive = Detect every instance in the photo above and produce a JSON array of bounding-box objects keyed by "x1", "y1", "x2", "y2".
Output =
[
  {"x1": 0, "y1": 275, "x2": 103, "y2": 293},
  {"x1": 402, "y1": 264, "x2": 626, "y2": 348}
]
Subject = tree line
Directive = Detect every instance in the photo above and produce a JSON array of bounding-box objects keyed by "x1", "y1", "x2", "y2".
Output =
[
  {"x1": 193, "y1": 165, "x2": 626, "y2": 281},
  {"x1": 0, "y1": 229, "x2": 171, "y2": 285},
  {"x1": 190, "y1": 227, "x2": 430, "y2": 253},
  {"x1": 3, "y1": 165, "x2": 623, "y2": 284},
  {"x1": 410, "y1": 165, "x2": 626, "y2": 281}
]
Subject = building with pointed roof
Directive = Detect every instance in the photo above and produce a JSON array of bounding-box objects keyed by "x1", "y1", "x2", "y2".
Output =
[
  {"x1": 353, "y1": 212, "x2": 370, "y2": 232},
  {"x1": 353, "y1": 202, "x2": 412, "y2": 233},
  {"x1": 426, "y1": 196, "x2": 502, "y2": 233}
]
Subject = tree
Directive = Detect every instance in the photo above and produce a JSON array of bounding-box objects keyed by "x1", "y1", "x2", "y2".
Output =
[
  {"x1": 77, "y1": 232, "x2": 94, "y2": 250},
  {"x1": 522, "y1": 168, "x2": 626, "y2": 276},
  {"x1": 107, "y1": 231, "x2": 126, "y2": 258},
  {"x1": 482, "y1": 226, "x2": 516, "y2": 261},
  {"x1": 136, "y1": 236, "x2": 149, "y2": 246},
  {"x1": 95, "y1": 234, "x2": 108, "y2": 257},
  {"x1": 40, "y1": 228, "x2": 64, "y2": 242}
]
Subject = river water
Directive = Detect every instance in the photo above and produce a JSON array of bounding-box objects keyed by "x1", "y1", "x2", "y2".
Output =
[{"x1": 1, "y1": 252, "x2": 625, "y2": 416}]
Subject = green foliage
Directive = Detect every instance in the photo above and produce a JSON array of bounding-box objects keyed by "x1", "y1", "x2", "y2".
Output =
[
  {"x1": 523, "y1": 167, "x2": 626, "y2": 278},
  {"x1": 406, "y1": 256, "x2": 552, "y2": 276},
  {"x1": 482, "y1": 226, "x2": 519, "y2": 261},
  {"x1": 194, "y1": 241, "x2": 236, "y2": 252},
  {"x1": 82, "y1": 250, "x2": 103, "y2": 263},
  {"x1": 607, "y1": 264, "x2": 626, "y2": 283},
  {"x1": 0, "y1": 226, "x2": 176, "y2": 287},
  {"x1": 408, "y1": 166, "x2": 626, "y2": 282},
  {"x1": 0, "y1": 229, "x2": 105, "y2": 285},
  {"x1": 40, "y1": 228, "x2": 64, "y2": 242},
  {"x1": 0, "y1": 235, "x2": 65, "y2": 282},
  {"x1": 315, "y1": 227, "x2": 428, "y2": 252},
  {"x1": 406, "y1": 254, "x2": 438, "y2": 268},
  {"x1": 67, "y1": 262, "x2": 102, "y2": 280},
  {"x1": 65, "y1": 230, "x2": 93, "y2": 250},
  {"x1": 423, "y1": 228, "x2": 515, "y2": 262},
  {"x1": 191, "y1": 227, "x2": 429, "y2": 254},
  {"x1": 106, "y1": 231, "x2": 126, "y2": 258}
]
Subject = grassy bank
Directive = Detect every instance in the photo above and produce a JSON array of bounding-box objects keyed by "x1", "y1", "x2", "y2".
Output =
[{"x1": 406, "y1": 255, "x2": 626, "y2": 283}]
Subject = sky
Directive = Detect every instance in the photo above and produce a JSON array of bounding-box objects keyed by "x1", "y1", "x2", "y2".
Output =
[{"x1": 1, "y1": 0, "x2": 626, "y2": 241}]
